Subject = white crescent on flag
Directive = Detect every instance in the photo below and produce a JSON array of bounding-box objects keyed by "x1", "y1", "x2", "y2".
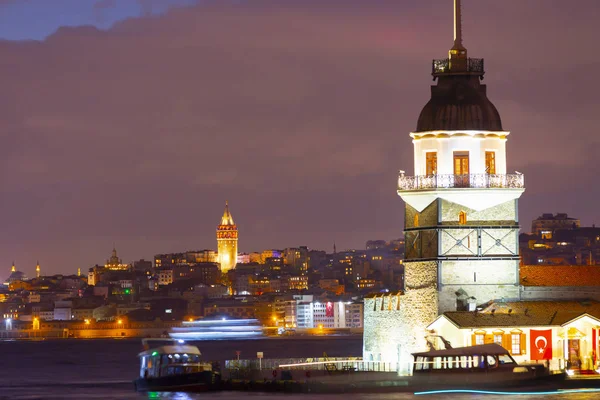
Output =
[{"x1": 535, "y1": 336, "x2": 548, "y2": 353}]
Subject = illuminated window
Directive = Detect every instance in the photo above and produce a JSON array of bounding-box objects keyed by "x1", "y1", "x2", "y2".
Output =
[
  {"x1": 485, "y1": 151, "x2": 496, "y2": 174},
  {"x1": 459, "y1": 211, "x2": 467, "y2": 225},
  {"x1": 414, "y1": 214, "x2": 419, "y2": 227},
  {"x1": 475, "y1": 334, "x2": 485, "y2": 345},
  {"x1": 426, "y1": 152, "x2": 437, "y2": 175},
  {"x1": 511, "y1": 334, "x2": 521, "y2": 355},
  {"x1": 453, "y1": 152, "x2": 469, "y2": 175},
  {"x1": 493, "y1": 334, "x2": 503, "y2": 345}
]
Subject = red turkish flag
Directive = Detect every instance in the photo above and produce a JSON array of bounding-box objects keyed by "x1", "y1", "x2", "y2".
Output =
[
  {"x1": 530, "y1": 329, "x2": 552, "y2": 360},
  {"x1": 326, "y1": 302, "x2": 334, "y2": 317}
]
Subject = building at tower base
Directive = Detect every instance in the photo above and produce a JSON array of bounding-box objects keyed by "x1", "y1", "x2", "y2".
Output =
[{"x1": 363, "y1": 261, "x2": 438, "y2": 375}]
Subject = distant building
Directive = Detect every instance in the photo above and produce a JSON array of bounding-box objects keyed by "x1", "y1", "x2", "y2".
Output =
[
  {"x1": 283, "y1": 247, "x2": 309, "y2": 273},
  {"x1": 104, "y1": 248, "x2": 130, "y2": 271},
  {"x1": 156, "y1": 268, "x2": 174, "y2": 286},
  {"x1": 216, "y1": 201, "x2": 238, "y2": 273},
  {"x1": 154, "y1": 250, "x2": 218, "y2": 268},
  {"x1": 133, "y1": 259, "x2": 152, "y2": 272},
  {"x1": 172, "y1": 263, "x2": 220, "y2": 285},
  {"x1": 531, "y1": 213, "x2": 580, "y2": 238},
  {"x1": 366, "y1": 240, "x2": 387, "y2": 250},
  {"x1": 4, "y1": 263, "x2": 27, "y2": 286},
  {"x1": 294, "y1": 296, "x2": 363, "y2": 329}
]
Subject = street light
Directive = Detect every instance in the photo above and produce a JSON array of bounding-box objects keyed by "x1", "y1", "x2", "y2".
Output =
[{"x1": 117, "y1": 319, "x2": 123, "y2": 325}]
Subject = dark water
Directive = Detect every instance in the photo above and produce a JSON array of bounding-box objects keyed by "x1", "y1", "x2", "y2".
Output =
[{"x1": 0, "y1": 337, "x2": 597, "y2": 400}]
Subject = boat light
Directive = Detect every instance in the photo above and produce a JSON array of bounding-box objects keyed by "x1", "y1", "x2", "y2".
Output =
[
  {"x1": 414, "y1": 388, "x2": 600, "y2": 396},
  {"x1": 177, "y1": 339, "x2": 185, "y2": 344}
]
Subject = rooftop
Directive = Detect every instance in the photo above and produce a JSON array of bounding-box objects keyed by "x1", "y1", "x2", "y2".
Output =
[
  {"x1": 442, "y1": 300, "x2": 600, "y2": 328},
  {"x1": 520, "y1": 265, "x2": 600, "y2": 287}
]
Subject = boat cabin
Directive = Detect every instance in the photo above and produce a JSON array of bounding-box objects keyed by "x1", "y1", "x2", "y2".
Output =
[
  {"x1": 412, "y1": 343, "x2": 518, "y2": 374},
  {"x1": 138, "y1": 344, "x2": 212, "y2": 379}
]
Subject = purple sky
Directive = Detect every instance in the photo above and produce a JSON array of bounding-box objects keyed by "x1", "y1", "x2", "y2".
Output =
[{"x1": 0, "y1": 0, "x2": 599, "y2": 278}]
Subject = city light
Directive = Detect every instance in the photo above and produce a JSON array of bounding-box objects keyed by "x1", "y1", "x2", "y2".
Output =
[{"x1": 117, "y1": 319, "x2": 123, "y2": 324}]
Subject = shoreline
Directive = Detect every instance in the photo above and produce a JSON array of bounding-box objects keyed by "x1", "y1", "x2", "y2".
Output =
[{"x1": 0, "y1": 334, "x2": 363, "y2": 342}]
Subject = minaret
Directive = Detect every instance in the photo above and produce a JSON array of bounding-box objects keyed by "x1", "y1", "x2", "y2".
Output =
[
  {"x1": 364, "y1": 0, "x2": 525, "y2": 374},
  {"x1": 36, "y1": 261, "x2": 40, "y2": 278},
  {"x1": 77, "y1": 267, "x2": 81, "y2": 277},
  {"x1": 216, "y1": 201, "x2": 238, "y2": 273},
  {"x1": 11, "y1": 262, "x2": 15, "y2": 273}
]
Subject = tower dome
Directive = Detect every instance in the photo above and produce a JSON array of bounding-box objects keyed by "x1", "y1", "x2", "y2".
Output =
[
  {"x1": 415, "y1": 0, "x2": 502, "y2": 133},
  {"x1": 416, "y1": 75, "x2": 502, "y2": 132}
]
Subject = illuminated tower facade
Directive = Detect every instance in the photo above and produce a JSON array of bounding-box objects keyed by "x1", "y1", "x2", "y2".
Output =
[
  {"x1": 398, "y1": 0, "x2": 525, "y2": 314},
  {"x1": 216, "y1": 201, "x2": 238, "y2": 273},
  {"x1": 364, "y1": 0, "x2": 525, "y2": 374}
]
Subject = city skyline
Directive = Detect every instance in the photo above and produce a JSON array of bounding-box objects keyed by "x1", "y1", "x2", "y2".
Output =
[{"x1": 0, "y1": 0, "x2": 598, "y2": 275}]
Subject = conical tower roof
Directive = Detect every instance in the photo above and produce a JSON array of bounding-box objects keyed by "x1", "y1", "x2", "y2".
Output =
[{"x1": 220, "y1": 201, "x2": 235, "y2": 226}]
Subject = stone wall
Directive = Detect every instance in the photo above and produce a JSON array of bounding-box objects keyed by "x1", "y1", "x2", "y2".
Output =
[
  {"x1": 363, "y1": 261, "x2": 438, "y2": 375},
  {"x1": 438, "y1": 259, "x2": 519, "y2": 313},
  {"x1": 405, "y1": 201, "x2": 438, "y2": 229},
  {"x1": 440, "y1": 199, "x2": 517, "y2": 225},
  {"x1": 405, "y1": 229, "x2": 438, "y2": 260}
]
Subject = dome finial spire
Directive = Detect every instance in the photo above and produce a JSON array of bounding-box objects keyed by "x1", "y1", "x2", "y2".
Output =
[{"x1": 452, "y1": 0, "x2": 465, "y2": 51}]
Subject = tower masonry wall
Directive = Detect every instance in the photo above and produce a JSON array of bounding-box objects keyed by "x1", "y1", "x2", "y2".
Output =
[
  {"x1": 363, "y1": 261, "x2": 438, "y2": 375},
  {"x1": 440, "y1": 227, "x2": 518, "y2": 256},
  {"x1": 440, "y1": 199, "x2": 517, "y2": 225},
  {"x1": 438, "y1": 259, "x2": 519, "y2": 313},
  {"x1": 405, "y1": 201, "x2": 439, "y2": 229}
]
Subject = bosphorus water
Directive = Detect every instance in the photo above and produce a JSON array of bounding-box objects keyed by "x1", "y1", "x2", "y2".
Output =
[{"x1": 0, "y1": 337, "x2": 596, "y2": 400}]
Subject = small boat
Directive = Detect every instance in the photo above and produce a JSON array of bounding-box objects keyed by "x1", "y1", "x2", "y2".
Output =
[
  {"x1": 410, "y1": 343, "x2": 566, "y2": 390},
  {"x1": 134, "y1": 339, "x2": 220, "y2": 392}
]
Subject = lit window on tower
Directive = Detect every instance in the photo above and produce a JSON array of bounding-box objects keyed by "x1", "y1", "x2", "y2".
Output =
[
  {"x1": 459, "y1": 211, "x2": 467, "y2": 225},
  {"x1": 426, "y1": 152, "x2": 437, "y2": 175},
  {"x1": 485, "y1": 151, "x2": 496, "y2": 174}
]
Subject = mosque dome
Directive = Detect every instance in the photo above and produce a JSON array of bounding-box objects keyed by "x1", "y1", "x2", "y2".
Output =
[{"x1": 7, "y1": 264, "x2": 27, "y2": 283}]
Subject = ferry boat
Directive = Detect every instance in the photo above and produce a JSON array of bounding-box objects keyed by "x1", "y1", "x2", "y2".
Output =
[
  {"x1": 410, "y1": 343, "x2": 566, "y2": 389},
  {"x1": 267, "y1": 343, "x2": 567, "y2": 393},
  {"x1": 169, "y1": 317, "x2": 263, "y2": 340},
  {"x1": 134, "y1": 339, "x2": 220, "y2": 392}
]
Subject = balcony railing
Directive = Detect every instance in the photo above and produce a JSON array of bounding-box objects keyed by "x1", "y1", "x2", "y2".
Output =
[
  {"x1": 398, "y1": 173, "x2": 524, "y2": 191},
  {"x1": 432, "y1": 58, "x2": 484, "y2": 75}
]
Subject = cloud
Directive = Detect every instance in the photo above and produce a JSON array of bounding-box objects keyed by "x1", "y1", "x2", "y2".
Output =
[
  {"x1": 93, "y1": 0, "x2": 117, "y2": 23},
  {"x1": 0, "y1": 0, "x2": 598, "y2": 275}
]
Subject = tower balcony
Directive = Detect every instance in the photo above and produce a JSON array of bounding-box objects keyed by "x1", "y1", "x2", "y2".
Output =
[
  {"x1": 432, "y1": 57, "x2": 484, "y2": 77},
  {"x1": 398, "y1": 172, "x2": 524, "y2": 191}
]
